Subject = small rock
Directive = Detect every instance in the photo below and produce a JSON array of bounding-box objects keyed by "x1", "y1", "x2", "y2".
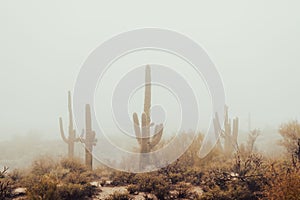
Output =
[
  {"x1": 12, "y1": 187, "x2": 26, "y2": 196},
  {"x1": 90, "y1": 181, "x2": 100, "y2": 187}
]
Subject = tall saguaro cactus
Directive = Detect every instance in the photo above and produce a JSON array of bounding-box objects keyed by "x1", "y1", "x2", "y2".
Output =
[
  {"x1": 132, "y1": 65, "x2": 164, "y2": 170},
  {"x1": 59, "y1": 91, "x2": 79, "y2": 158},
  {"x1": 80, "y1": 104, "x2": 97, "y2": 170},
  {"x1": 223, "y1": 106, "x2": 239, "y2": 156}
]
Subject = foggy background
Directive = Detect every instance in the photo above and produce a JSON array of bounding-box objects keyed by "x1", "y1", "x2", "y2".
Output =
[{"x1": 0, "y1": 0, "x2": 299, "y2": 154}]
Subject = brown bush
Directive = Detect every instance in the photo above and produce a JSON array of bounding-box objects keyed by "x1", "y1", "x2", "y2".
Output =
[
  {"x1": 262, "y1": 160, "x2": 300, "y2": 200},
  {"x1": 132, "y1": 173, "x2": 169, "y2": 199},
  {"x1": 0, "y1": 167, "x2": 13, "y2": 200},
  {"x1": 201, "y1": 153, "x2": 268, "y2": 200},
  {"x1": 107, "y1": 191, "x2": 132, "y2": 200},
  {"x1": 23, "y1": 157, "x2": 98, "y2": 200}
]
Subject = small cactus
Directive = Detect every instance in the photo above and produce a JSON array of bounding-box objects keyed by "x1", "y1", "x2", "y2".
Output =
[
  {"x1": 132, "y1": 65, "x2": 164, "y2": 170},
  {"x1": 59, "y1": 91, "x2": 79, "y2": 158}
]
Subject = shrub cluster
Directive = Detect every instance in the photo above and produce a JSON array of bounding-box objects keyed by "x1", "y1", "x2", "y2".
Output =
[
  {"x1": 0, "y1": 167, "x2": 13, "y2": 200},
  {"x1": 22, "y1": 157, "x2": 99, "y2": 200}
]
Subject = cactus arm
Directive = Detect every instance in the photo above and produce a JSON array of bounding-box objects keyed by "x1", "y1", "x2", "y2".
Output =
[
  {"x1": 232, "y1": 117, "x2": 239, "y2": 142},
  {"x1": 150, "y1": 124, "x2": 163, "y2": 148},
  {"x1": 141, "y1": 112, "x2": 148, "y2": 153},
  {"x1": 133, "y1": 113, "x2": 142, "y2": 145},
  {"x1": 67, "y1": 91, "x2": 77, "y2": 140},
  {"x1": 85, "y1": 104, "x2": 92, "y2": 132},
  {"x1": 68, "y1": 91, "x2": 74, "y2": 133},
  {"x1": 144, "y1": 65, "x2": 151, "y2": 125},
  {"x1": 141, "y1": 112, "x2": 147, "y2": 136},
  {"x1": 224, "y1": 105, "x2": 229, "y2": 126},
  {"x1": 59, "y1": 117, "x2": 69, "y2": 143}
]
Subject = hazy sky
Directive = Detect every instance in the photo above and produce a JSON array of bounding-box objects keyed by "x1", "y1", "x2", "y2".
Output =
[{"x1": 0, "y1": 1, "x2": 299, "y2": 140}]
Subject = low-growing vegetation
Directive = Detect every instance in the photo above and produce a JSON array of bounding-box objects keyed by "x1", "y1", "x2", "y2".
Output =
[
  {"x1": 1, "y1": 157, "x2": 99, "y2": 200},
  {"x1": 1, "y1": 121, "x2": 300, "y2": 199}
]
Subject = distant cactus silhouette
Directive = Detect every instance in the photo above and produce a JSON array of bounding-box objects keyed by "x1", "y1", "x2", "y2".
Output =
[
  {"x1": 214, "y1": 105, "x2": 239, "y2": 156},
  {"x1": 59, "y1": 91, "x2": 79, "y2": 158},
  {"x1": 132, "y1": 65, "x2": 164, "y2": 170},
  {"x1": 213, "y1": 112, "x2": 223, "y2": 152},
  {"x1": 80, "y1": 104, "x2": 97, "y2": 170},
  {"x1": 223, "y1": 106, "x2": 239, "y2": 156}
]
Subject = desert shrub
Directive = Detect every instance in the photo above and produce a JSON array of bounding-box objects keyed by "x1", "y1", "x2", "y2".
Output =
[
  {"x1": 158, "y1": 158, "x2": 204, "y2": 186},
  {"x1": 23, "y1": 157, "x2": 98, "y2": 200},
  {"x1": 63, "y1": 171, "x2": 93, "y2": 184},
  {"x1": 278, "y1": 120, "x2": 300, "y2": 168},
  {"x1": 262, "y1": 159, "x2": 300, "y2": 200},
  {"x1": 60, "y1": 157, "x2": 87, "y2": 173},
  {"x1": 127, "y1": 184, "x2": 139, "y2": 194},
  {"x1": 133, "y1": 173, "x2": 169, "y2": 199},
  {"x1": 30, "y1": 156, "x2": 57, "y2": 176},
  {"x1": 175, "y1": 182, "x2": 191, "y2": 198},
  {"x1": 8, "y1": 168, "x2": 24, "y2": 183},
  {"x1": 110, "y1": 171, "x2": 135, "y2": 186},
  {"x1": 259, "y1": 121, "x2": 300, "y2": 199},
  {"x1": 0, "y1": 167, "x2": 13, "y2": 199},
  {"x1": 184, "y1": 168, "x2": 204, "y2": 185},
  {"x1": 264, "y1": 171, "x2": 300, "y2": 200},
  {"x1": 57, "y1": 183, "x2": 96, "y2": 200},
  {"x1": 201, "y1": 153, "x2": 268, "y2": 200},
  {"x1": 26, "y1": 175, "x2": 59, "y2": 200},
  {"x1": 158, "y1": 159, "x2": 187, "y2": 184},
  {"x1": 175, "y1": 133, "x2": 204, "y2": 167},
  {"x1": 170, "y1": 182, "x2": 202, "y2": 200},
  {"x1": 106, "y1": 191, "x2": 132, "y2": 200},
  {"x1": 26, "y1": 175, "x2": 96, "y2": 200}
]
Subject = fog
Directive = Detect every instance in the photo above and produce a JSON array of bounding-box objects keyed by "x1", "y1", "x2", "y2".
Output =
[{"x1": 0, "y1": 0, "x2": 299, "y2": 147}]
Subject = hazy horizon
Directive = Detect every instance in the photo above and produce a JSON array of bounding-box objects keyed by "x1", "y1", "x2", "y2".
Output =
[{"x1": 1, "y1": 1, "x2": 299, "y2": 140}]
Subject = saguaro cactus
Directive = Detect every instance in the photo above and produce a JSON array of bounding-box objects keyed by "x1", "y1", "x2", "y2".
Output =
[
  {"x1": 132, "y1": 65, "x2": 164, "y2": 170},
  {"x1": 213, "y1": 106, "x2": 239, "y2": 156},
  {"x1": 80, "y1": 104, "x2": 97, "y2": 170},
  {"x1": 223, "y1": 106, "x2": 239, "y2": 156},
  {"x1": 59, "y1": 91, "x2": 79, "y2": 158}
]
